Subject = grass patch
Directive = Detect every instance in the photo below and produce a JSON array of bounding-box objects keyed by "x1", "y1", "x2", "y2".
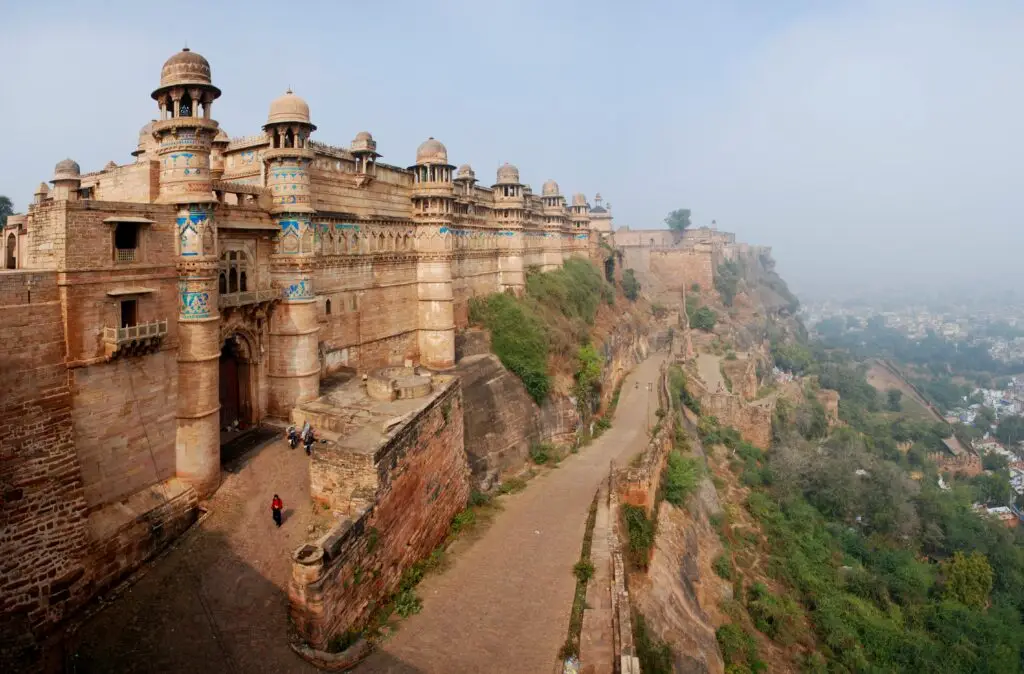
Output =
[
  {"x1": 498, "y1": 475, "x2": 529, "y2": 494},
  {"x1": 529, "y1": 442, "x2": 554, "y2": 465},
  {"x1": 716, "y1": 623, "x2": 766, "y2": 673},
  {"x1": 560, "y1": 491, "x2": 600, "y2": 660}
]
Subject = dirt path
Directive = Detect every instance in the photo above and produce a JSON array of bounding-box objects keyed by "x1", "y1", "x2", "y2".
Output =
[
  {"x1": 67, "y1": 435, "x2": 323, "y2": 674},
  {"x1": 359, "y1": 353, "x2": 666, "y2": 674},
  {"x1": 696, "y1": 352, "x2": 725, "y2": 392}
]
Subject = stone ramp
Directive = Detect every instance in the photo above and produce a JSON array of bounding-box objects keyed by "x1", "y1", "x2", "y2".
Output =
[{"x1": 358, "y1": 354, "x2": 666, "y2": 674}]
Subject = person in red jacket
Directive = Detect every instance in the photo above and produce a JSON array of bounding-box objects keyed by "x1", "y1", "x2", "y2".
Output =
[{"x1": 271, "y1": 494, "x2": 283, "y2": 527}]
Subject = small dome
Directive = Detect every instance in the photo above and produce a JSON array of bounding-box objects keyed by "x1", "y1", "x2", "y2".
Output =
[
  {"x1": 267, "y1": 89, "x2": 312, "y2": 125},
  {"x1": 159, "y1": 47, "x2": 213, "y2": 88},
  {"x1": 572, "y1": 193, "x2": 588, "y2": 207},
  {"x1": 34, "y1": 182, "x2": 49, "y2": 195},
  {"x1": 416, "y1": 137, "x2": 448, "y2": 164},
  {"x1": 52, "y1": 158, "x2": 81, "y2": 182},
  {"x1": 214, "y1": 128, "x2": 230, "y2": 144},
  {"x1": 496, "y1": 162, "x2": 520, "y2": 184},
  {"x1": 542, "y1": 179, "x2": 560, "y2": 196},
  {"x1": 351, "y1": 131, "x2": 377, "y2": 154},
  {"x1": 456, "y1": 164, "x2": 475, "y2": 180}
]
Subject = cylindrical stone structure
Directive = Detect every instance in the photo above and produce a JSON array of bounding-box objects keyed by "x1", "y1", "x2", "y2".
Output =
[
  {"x1": 417, "y1": 258, "x2": 455, "y2": 370},
  {"x1": 268, "y1": 265, "x2": 320, "y2": 416},
  {"x1": 175, "y1": 255, "x2": 221, "y2": 497},
  {"x1": 151, "y1": 48, "x2": 225, "y2": 498}
]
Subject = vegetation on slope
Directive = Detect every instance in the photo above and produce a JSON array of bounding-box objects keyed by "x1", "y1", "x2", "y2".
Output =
[
  {"x1": 697, "y1": 333, "x2": 1024, "y2": 673},
  {"x1": 469, "y1": 259, "x2": 624, "y2": 404}
]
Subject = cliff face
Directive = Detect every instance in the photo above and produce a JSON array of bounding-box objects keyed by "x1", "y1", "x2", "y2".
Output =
[{"x1": 457, "y1": 302, "x2": 654, "y2": 490}]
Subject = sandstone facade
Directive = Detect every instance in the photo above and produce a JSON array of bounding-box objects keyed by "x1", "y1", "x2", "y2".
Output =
[{"x1": 0, "y1": 47, "x2": 615, "y2": 666}]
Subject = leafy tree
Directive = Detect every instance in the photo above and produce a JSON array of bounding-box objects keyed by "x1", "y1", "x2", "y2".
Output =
[
  {"x1": 715, "y1": 259, "x2": 742, "y2": 306},
  {"x1": 664, "y1": 208, "x2": 691, "y2": 233},
  {"x1": 971, "y1": 472, "x2": 1013, "y2": 506},
  {"x1": 621, "y1": 268, "x2": 641, "y2": 301},
  {"x1": 982, "y1": 452, "x2": 1009, "y2": 472},
  {"x1": 662, "y1": 451, "x2": 699, "y2": 506},
  {"x1": 0, "y1": 195, "x2": 12, "y2": 227},
  {"x1": 771, "y1": 342, "x2": 813, "y2": 374},
  {"x1": 942, "y1": 551, "x2": 993, "y2": 610},
  {"x1": 995, "y1": 415, "x2": 1024, "y2": 447},
  {"x1": 690, "y1": 306, "x2": 717, "y2": 332},
  {"x1": 886, "y1": 388, "x2": 903, "y2": 412}
]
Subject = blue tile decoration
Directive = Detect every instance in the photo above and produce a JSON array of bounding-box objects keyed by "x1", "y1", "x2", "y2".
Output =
[
  {"x1": 180, "y1": 290, "x2": 211, "y2": 318},
  {"x1": 284, "y1": 279, "x2": 313, "y2": 300}
]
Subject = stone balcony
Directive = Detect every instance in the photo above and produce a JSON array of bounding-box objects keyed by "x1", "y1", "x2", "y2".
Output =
[
  {"x1": 218, "y1": 288, "x2": 278, "y2": 310},
  {"x1": 103, "y1": 319, "x2": 168, "y2": 360}
]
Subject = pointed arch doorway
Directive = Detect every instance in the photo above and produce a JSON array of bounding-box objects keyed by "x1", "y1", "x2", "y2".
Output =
[{"x1": 219, "y1": 332, "x2": 256, "y2": 431}]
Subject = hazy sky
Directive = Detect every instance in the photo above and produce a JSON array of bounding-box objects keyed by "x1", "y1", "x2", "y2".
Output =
[{"x1": 2, "y1": 0, "x2": 1022, "y2": 296}]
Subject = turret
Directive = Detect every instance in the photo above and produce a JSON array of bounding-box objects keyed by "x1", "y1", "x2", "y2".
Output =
[
  {"x1": 263, "y1": 89, "x2": 321, "y2": 414},
  {"x1": 410, "y1": 138, "x2": 456, "y2": 370},
  {"x1": 50, "y1": 159, "x2": 81, "y2": 201},
  {"x1": 351, "y1": 131, "x2": 380, "y2": 176}
]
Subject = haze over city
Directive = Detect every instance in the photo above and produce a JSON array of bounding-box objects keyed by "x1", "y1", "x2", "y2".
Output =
[{"x1": 2, "y1": 0, "x2": 1022, "y2": 293}]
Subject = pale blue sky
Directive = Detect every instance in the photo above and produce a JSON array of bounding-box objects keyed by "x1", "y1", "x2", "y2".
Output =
[{"x1": 2, "y1": 0, "x2": 1022, "y2": 296}]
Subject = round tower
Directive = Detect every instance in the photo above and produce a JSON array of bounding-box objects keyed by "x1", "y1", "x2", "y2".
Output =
[
  {"x1": 540, "y1": 179, "x2": 568, "y2": 267},
  {"x1": 49, "y1": 159, "x2": 80, "y2": 201},
  {"x1": 570, "y1": 193, "x2": 591, "y2": 257},
  {"x1": 493, "y1": 163, "x2": 526, "y2": 293},
  {"x1": 262, "y1": 89, "x2": 321, "y2": 414},
  {"x1": 151, "y1": 47, "x2": 223, "y2": 498},
  {"x1": 409, "y1": 138, "x2": 455, "y2": 370}
]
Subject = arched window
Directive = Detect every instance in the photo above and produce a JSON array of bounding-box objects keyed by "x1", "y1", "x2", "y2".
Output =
[
  {"x1": 219, "y1": 272, "x2": 227, "y2": 294},
  {"x1": 179, "y1": 92, "x2": 192, "y2": 118},
  {"x1": 220, "y1": 250, "x2": 251, "y2": 296},
  {"x1": 5, "y1": 233, "x2": 15, "y2": 269},
  {"x1": 284, "y1": 129, "x2": 295, "y2": 148},
  {"x1": 325, "y1": 299, "x2": 332, "y2": 315}
]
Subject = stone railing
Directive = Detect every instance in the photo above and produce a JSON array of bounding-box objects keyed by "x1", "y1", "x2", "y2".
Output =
[
  {"x1": 218, "y1": 288, "x2": 278, "y2": 309},
  {"x1": 102, "y1": 319, "x2": 168, "y2": 360}
]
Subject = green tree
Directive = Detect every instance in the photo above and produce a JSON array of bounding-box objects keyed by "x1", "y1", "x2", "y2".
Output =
[
  {"x1": 886, "y1": 388, "x2": 903, "y2": 412},
  {"x1": 0, "y1": 195, "x2": 13, "y2": 227},
  {"x1": 664, "y1": 208, "x2": 691, "y2": 233},
  {"x1": 690, "y1": 306, "x2": 717, "y2": 332},
  {"x1": 995, "y1": 415, "x2": 1024, "y2": 446},
  {"x1": 982, "y1": 452, "x2": 1009, "y2": 472},
  {"x1": 942, "y1": 551, "x2": 993, "y2": 610},
  {"x1": 622, "y1": 268, "x2": 641, "y2": 301}
]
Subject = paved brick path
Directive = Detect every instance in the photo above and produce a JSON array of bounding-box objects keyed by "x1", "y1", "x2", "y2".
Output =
[
  {"x1": 65, "y1": 353, "x2": 662, "y2": 674},
  {"x1": 67, "y1": 435, "x2": 323, "y2": 674},
  {"x1": 360, "y1": 353, "x2": 665, "y2": 674}
]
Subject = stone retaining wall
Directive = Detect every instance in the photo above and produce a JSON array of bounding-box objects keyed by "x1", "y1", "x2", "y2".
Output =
[{"x1": 289, "y1": 378, "x2": 470, "y2": 651}]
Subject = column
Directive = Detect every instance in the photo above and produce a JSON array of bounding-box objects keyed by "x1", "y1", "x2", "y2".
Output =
[{"x1": 175, "y1": 204, "x2": 222, "y2": 498}]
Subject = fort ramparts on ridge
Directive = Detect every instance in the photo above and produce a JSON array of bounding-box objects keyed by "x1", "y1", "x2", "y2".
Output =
[{"x1": 0, "y1": 47, "x2": 771, "y2": 666}]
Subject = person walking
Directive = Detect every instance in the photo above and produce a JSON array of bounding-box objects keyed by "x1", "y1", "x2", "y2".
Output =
[{"x1": 271, "y1": 494, "x2": 283, "y2": 527}]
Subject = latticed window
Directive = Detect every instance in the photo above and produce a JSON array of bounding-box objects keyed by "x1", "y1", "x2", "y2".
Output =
[{"x1": 219, "y1": 250, "x2": 250, "y2": 294}]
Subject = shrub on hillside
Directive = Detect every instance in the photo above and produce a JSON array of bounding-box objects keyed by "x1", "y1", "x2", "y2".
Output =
[
  {"x1": 691, "y1": 306, "x2": 717, "y2": 332},
  {"x1": 469, "y1": 293, "x2": 550, "y2": 403},
  {"x1": 622, "y1": 268, "x2": 641, "y2": 301},
  {"x1": 662, "y1": 451, "x2": 700, "y2": 506}
]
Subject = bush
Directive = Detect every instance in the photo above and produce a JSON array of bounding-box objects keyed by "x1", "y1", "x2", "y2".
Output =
[
  {"x1": 394, "y1": 589, "x2": 422, "y2": 617},
  {"x1": 622, "y1": 268, "x2": 641, "y2": 301},
  {"x1": 529, "y1": 442, "x2": 553, "y2": 465},
  {"x1": 691, "y1": 306, "x2": 718, "y2": 332},
  {"x1": 469, "y1": 293, "x2": 550, "y2": 403},
  {"x1": 633, "y1": 612, "x2": 673, "y2": 674},
  {"x1": 746, "y1": 582, "x2": 804, "y2": 645},
  {"x1": 716, "y1": 623, "x2": 763, "y2": 671},
  {"x1": 573, "y1": 560, "x2": 595, "y2": 583},
  {"x1": 662, "y1": 451, "x2": 700, "y2": 506},
  {"x1": 716, "y1": 259, "x2": 742, "y2": 306},
  {"x1": 713, "y1": 554, "x2": 734, "y2": 580},
  {"x1": 622, "y1": 503, "x2": 656, "y2": 570}
]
